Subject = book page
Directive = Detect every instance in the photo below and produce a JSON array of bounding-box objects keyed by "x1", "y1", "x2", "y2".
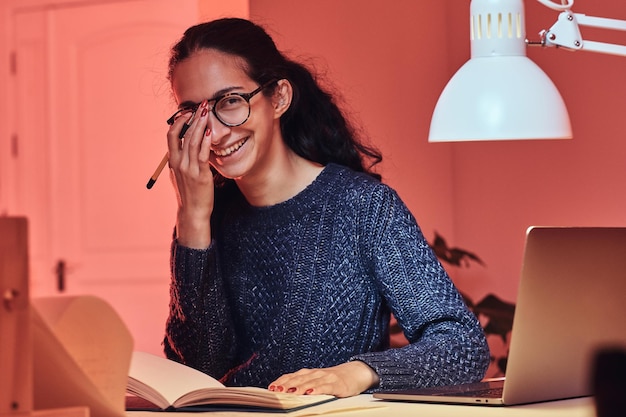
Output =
[
  {"x1": 175, "y1": 386, "x2": 335, "y2": 410},
  {"x1": 32, "y1": 295, "x2": 133, "y2": 417},
  {"x1": 128, "y1": 351, "x2": 223, "y2": 407}
]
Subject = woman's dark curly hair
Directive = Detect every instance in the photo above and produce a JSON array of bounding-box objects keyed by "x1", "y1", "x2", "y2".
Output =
[{"x1": 168, "y1": 17, "x2": 382, "y2": 181}]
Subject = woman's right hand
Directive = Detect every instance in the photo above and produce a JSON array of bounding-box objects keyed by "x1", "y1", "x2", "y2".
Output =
[{"x1": 167, "y1": 100, "x2": 214, "y2": 249}]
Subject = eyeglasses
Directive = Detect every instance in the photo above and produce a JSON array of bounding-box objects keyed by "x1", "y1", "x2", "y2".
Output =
[{"x1": 166, "y1": 80, "x2": 277, "y2": 128}]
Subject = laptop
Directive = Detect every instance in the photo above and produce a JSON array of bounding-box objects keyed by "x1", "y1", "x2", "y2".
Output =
[{"x1": 374, "y1": 226, "x2": 626, "y2": 406}]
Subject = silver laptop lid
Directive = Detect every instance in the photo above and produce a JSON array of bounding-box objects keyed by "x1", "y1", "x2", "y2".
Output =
[{"x1": 503, "y1": 226, "x2": 626, "y2": 405}]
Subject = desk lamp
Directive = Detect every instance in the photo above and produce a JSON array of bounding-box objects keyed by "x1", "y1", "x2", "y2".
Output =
[{"x1": 429, "y1": 0, "x2": 626, "y2": 142}]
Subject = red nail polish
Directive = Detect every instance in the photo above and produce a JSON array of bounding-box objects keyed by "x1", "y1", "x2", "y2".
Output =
[
  {"x1": 269, "y1": 385, "x2": 275, "y2": 391},
  {"x1": 304, "y1": 388, "x2": 314, "y2": 395},
  {"x1": 276, "y1": 386, "x2": 284, "y2": 392},
  {"x1": 286, "y1": 387, "x2": 296, "y2": 393},
  {"x1": 200, "y1": 107, "x2": 208, "y2": 117}
]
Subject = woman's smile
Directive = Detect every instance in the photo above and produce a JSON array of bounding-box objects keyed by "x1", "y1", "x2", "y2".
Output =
[{"x1": 211, "y1": 137, "x2": 249, "y2": 157}]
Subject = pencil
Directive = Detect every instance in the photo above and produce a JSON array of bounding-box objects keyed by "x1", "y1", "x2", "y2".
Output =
[
  {"x1": 179, "y1": 109, "x2": 197, "y2": 139},
  {"x1": 148, "y1": 110, "x2": 196, "y2": 189},
  {"x1": 146, "y1": 152, "x2": 169, "y2": 189}
]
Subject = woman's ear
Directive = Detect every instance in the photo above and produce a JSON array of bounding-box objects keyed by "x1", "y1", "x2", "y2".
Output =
[{"x1": 273, "y1": 79, "x2": 293, "y2": 117}]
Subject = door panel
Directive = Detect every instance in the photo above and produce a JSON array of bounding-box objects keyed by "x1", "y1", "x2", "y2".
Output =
[
  {"x1": 13, "y1": 10, "x2": 53, "y2": 296},
  {"x1": 13, "y1": 0, "x2": 197, "y2": 355}
]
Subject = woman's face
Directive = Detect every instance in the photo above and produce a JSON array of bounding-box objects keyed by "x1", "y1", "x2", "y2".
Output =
[{"x1": 171, "y1": 48, "x2": 283, "y2": 181}]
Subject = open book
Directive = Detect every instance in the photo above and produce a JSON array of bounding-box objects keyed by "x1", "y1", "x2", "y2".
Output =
[{"x1": 126, "y1": 352, "x2": 336, "y2": 412}]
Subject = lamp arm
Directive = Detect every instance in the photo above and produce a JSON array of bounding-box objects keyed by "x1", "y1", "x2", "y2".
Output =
[{"x1": 539, "y1": 10, "x2": 626, "y2": 57}]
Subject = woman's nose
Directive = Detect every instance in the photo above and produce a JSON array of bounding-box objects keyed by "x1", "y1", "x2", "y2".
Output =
[{"x1": 205, "y1": 109, "x2": 231, "y2": 143}]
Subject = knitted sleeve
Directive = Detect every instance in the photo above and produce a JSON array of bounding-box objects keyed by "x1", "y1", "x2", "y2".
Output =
[
  {"x1": 163, "y1": 238, "x2": 237, "y2": 380},
  {"x1": 351, "y1": 185, "x2": 490, "y2": 391}
]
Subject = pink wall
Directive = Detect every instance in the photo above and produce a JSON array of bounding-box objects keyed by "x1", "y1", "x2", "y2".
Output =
[
  {"x1": 250, "y1": 1, "x2": 626, "y2": 307},
  {"x1": 249, "y1": 0, "x2": 457, "y2": 255}
]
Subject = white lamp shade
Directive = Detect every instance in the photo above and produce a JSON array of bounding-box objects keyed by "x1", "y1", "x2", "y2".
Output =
[
  {"x1": 428, "y1": 0, "x2": 572, "y2": 142},
  {"x1": 428, "y1": 55, "x2": 572, "y2": 141}
]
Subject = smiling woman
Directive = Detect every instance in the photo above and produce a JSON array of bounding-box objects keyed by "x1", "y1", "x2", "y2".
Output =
[
  {"x1": 167, "y1": 48, "x2": 297, "y2": 197},
  {"x1": 161, "y1": 17, "x2": 490, "y2": 398}
]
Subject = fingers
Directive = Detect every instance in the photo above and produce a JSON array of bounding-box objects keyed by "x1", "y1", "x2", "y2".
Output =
[
  {"x1": 182, "y1": 101, "x2": 208, "y2": 164},
  {"x1": 269, "y1": 369, "x2": 328, "y2": 396},
  {"x1": 167, "y1": 100, "x2": 211, "y2": 174},
  {"x1": 268, "y1": 362, "x2": 379, "y2": 398},
  {"x1": 268, "y1": 368, "x2": 348, "y2": 397},
  {"x1": 167, "y1": 110, "x2": 190, "y2": 167}
]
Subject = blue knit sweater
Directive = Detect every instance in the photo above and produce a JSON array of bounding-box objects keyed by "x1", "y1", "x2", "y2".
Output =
[{"x1": 164, "y1": 163, "x2": 489, "y2": 391}]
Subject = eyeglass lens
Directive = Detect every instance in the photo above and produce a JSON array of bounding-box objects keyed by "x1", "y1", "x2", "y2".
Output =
[{"x1": 214, "y1": 95, "x2": 250, "y2": 126}]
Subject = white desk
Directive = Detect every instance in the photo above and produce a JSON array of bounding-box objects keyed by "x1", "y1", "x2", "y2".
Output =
[{"x1": 127, "y1": 394, "x2": 595, "y2": 416}]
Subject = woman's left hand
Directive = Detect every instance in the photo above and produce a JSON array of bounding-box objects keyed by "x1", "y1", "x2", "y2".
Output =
[{"x1": 268, "y1": 361, "x2": 379, "y2": 398}]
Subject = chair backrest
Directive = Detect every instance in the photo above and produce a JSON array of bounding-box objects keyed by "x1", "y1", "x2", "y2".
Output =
[{"x1": 0, "y1": 217, "x2": 32, "y2": 415}]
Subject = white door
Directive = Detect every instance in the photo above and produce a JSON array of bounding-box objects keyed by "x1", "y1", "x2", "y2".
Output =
[{"x1": 11, "y1": 0, "x2": 197, "y2": 355}]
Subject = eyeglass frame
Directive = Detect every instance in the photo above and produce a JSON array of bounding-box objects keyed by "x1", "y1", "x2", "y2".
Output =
[{"x1": 166, "y1": 79, "x2": 278, "y2": 128}]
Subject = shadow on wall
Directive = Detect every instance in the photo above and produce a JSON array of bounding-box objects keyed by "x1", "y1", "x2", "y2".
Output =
[{"x1": 389, "y1": 232, "x2": 515, "y2": 378}]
